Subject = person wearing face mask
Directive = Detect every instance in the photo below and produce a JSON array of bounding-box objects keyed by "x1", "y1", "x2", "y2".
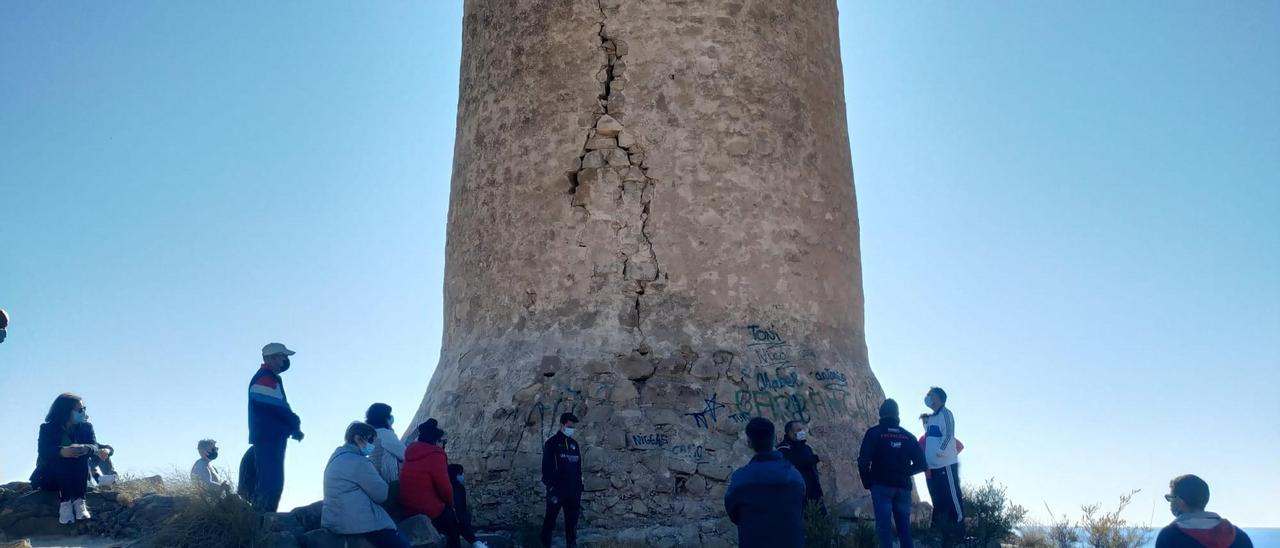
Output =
[
  {"x1": 190, "y1": 439, "x2": 232, "y2": 494},
  {"x1": 245, "y1": 342, "x2": 304, "y2": 512},
  {"x1": 541, "y1": 413, "x2": 584, "y2": 548},
  {"x1": 1156, "y1": 475, "x2": 1253, "y2": 548},
  {"x1": 31, "y1": 393, "x2": 102, "y2": 524},
  {"x1": 400, "y1": 419, "x2": 464, "y2": 548},
  {"x1": 447, "y1": 463, "x2": 488, "y2": 548},
  {"x1": 776, "y1": 420, "x2": 824, "y2": 509},
  {"x1": 921, "y1": 386, "x2": 963, "y2": 547},
  {"x1": 366, "y1": 402, "x2": 404, "y2": 491},
  {"x1": 322, "y1": 422, "x2": 409, "y2": 548},
  {"x1": 0, "y1": 307, "x2": 9, "y2": 344}
]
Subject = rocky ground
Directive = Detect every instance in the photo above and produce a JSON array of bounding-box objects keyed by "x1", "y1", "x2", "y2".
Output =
[{"x1": 1, "y1": 479, "x2": 920, "y2": 547}]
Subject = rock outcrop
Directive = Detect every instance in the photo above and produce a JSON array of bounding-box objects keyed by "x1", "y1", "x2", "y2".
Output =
[{"x1": 412, "y1": 0, "x2": 882, "y2": 543}]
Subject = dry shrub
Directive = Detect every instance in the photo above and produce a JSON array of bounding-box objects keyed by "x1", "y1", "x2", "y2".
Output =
[
  {"x1": 1079, "y1": 490, "x2": 1151, "y2": 548},
  {"x1": 147, "y1": 489, "x2": 264, "y2": 548}
]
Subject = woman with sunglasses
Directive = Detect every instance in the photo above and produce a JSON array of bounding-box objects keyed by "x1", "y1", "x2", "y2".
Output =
[{"x1": 31, "y1": 393, "x2": 105, "y2": 524}]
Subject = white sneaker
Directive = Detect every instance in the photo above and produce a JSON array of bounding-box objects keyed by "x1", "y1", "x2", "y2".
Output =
[
  {"x1": 97, "y1": 474, "x2": 117, "y2": 488},
  {"x1": 73, "y1": 498, "x2": 91, "y2": 520},
  {"x1": 59, "y1": 501, "x2": 75, "y2": 524}
]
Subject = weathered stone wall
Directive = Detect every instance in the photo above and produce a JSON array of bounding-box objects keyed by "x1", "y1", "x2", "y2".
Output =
[{"x1": 413, "y1": 0, "x2": 882, "y2": 542}]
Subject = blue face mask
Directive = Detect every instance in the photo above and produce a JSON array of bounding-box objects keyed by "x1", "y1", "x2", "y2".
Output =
[
  {"x1": 388, "y1": 416, "x2": 395, "y2": 427},
  {"x1": 72, "y1": 409, "x2": 88, "y2": 424},
  {"x1": 923, "y1": 396, "x2": 933, "y2": 408},
  {"x1": 563, "y1": 427, "x2": 576, "y2": 438},
  {"x1": 360, "y1": 442, "x2": 374, "y2": 457},
  {"x1": 457, "y1": 474, "x2": 464, "y2": 483}
]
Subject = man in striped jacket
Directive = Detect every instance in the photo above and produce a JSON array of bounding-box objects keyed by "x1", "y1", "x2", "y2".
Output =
[
  {"x1": 246, "y1": 342, "x2": 304, "y2": 512},
  {"x1": 922, "y1": 386, "x2": 964, "y2": 547}
]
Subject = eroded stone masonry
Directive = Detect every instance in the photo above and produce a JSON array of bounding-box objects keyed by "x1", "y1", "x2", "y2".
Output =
[{"x1": 413, "y1": 0, "x2": 883, "y2": 545}]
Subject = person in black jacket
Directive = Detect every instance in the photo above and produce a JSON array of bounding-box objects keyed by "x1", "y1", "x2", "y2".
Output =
[
  {"x1": 540, "y1": 413, "x2": 583, "y2": 548},
  {"x1": 1156, "y1": 474, "x2": 1253, "y2": 548},
  {"x1": 776, "y1": 420, "x2": 824, "y2": 509},
  {"x1": 857, "y1": 399, "x2": 928, "y2": 548},
  {"x1": 31, "y1": 393, "x2": 105, "y2": 525},
  {"x1": 448, "y1": 464, "x2": 488, "y2": 548}
]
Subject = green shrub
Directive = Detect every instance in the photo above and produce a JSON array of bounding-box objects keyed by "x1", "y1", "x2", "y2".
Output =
[
  {"x1": 804, "y1": 501, "x2": 841, "y2": 547},
  {"x1": 963, "y1": 479, "x2": 1029, "y2": 547}
]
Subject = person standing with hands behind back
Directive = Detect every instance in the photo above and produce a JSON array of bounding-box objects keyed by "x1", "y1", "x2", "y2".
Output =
[
  {"x1": 859, "y1": 399, "x2": 928, "y2": 548},
  {"x1": 541, "y1": 413, "x2": 583, "y2": 548},
  {"x1": 246, "y1": 342, "x2": 304, "y2": 512}
]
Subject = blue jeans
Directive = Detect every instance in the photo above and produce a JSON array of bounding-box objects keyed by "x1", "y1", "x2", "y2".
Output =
[
  {"x1": 252, "y1": 438, "x2": 287, "y2": 512},
  {"x1": 871, "y1": 484, "x2": 914, "y2": 548}
]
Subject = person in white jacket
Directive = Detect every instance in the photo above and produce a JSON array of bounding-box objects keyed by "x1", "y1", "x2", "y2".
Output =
[
  {"x1": 366, "y1": 404, "x2": 405, "y2": 482},
  {"x1": 322, "y1": 421, "x2": 409, "y2": 548},
  {"x1": 922, "y1": 387, "x2": 964, "y2": 547}
]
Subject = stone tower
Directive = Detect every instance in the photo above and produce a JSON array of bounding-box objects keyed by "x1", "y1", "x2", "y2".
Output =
[{"x1": 412, "y1": 0, "x2": 884, "y2": 543}]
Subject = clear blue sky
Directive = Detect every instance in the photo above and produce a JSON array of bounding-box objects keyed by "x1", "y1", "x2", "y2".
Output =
[{"x1": 1, "y1": 1, "x2": 1276, "y2": 527}]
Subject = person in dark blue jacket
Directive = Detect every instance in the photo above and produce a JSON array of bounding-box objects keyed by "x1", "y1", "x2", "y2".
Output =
[
  {"x1": 540, "y1": 413, "x2": 583, "y2": 548},
  {"x1": 245, "y1": 342, "x2": 304, "y2": 512},
  {"x1": 858, "y1": 399, "x2": 928, "y2": 548},
  {"x1": 31, "y1": 393, "x2": 105, "y2": 525},
  {"x1": 724, "y1": 417, "x2": 806, "y2": 548}
]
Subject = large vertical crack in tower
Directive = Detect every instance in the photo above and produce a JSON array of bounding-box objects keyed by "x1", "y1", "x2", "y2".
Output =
[{"x1": 414, "y1": 0, "x2": 883, "y2": 544}]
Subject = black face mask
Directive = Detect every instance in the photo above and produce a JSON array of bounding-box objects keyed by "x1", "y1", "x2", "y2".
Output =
[
  {"x1": 279, "y1": 357, "x2": 291, "y2": 372},
  {"x1": 207, "y1": 450, "x2": 219, "y2": 461}
]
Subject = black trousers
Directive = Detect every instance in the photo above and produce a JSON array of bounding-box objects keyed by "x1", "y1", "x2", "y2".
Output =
[
  {"x1": 48, "y1": 456, "x2": 90, "y2": 502},
  {"x1": 926, "y1": 464, "x2": 965, "y2": 547},
  {"x1": 540, "y1": 492, "x2": 581, "y2": 547},
  {"x1": 456, "y1": 504, "x2": 477, "y2": 543},
  {"x1": 237, "y1": 446, "x2": 256, "y2": 501},
  {"x1": 429, "y1": 506, "x2": 463, "y2": 548}
]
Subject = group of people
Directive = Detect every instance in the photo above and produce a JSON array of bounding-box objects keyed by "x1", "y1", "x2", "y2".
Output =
[
  {"x1": 721, "y1": 387, "x2": 963, "y2": 548},
  {"x1": 27, "y1": 343, "x2": 1253, "y2": 548},
  {"x1": 724, "y1": 387, "x2": 1253, "y2": 548},
  {"x1": 233, "y1": 343, "x2": 489, "y2": 548}
]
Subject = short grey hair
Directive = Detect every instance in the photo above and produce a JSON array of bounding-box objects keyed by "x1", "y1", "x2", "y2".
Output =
[{"x1": 197, "y1": 439, "x2": 217, "y2": 451}]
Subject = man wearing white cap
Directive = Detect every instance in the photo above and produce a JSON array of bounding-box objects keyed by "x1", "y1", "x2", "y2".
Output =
[{"x1": 246, "y1": 342, "x2": 304, "y2": 512}]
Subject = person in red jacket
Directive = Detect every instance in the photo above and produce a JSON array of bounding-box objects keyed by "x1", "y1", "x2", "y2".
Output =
[{"x1": 399, "y1": 419, "x2": 463, "y2": 548}]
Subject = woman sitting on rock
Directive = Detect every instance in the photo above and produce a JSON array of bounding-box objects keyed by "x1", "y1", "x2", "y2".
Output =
[
  {"x1": 321, "y1": 421, "x2": 410, "y2": 548},
  {"x1": 365, "y1": 403, "x2": 405, "y2": 516},
  {"x1": 31, "y1": 393, "x2": 105, "y2": 524}
]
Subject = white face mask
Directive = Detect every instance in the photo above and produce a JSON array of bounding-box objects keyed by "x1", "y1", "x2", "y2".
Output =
[{"x1": 795, "y1": 431, "x2": 807, "y2": 441}]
